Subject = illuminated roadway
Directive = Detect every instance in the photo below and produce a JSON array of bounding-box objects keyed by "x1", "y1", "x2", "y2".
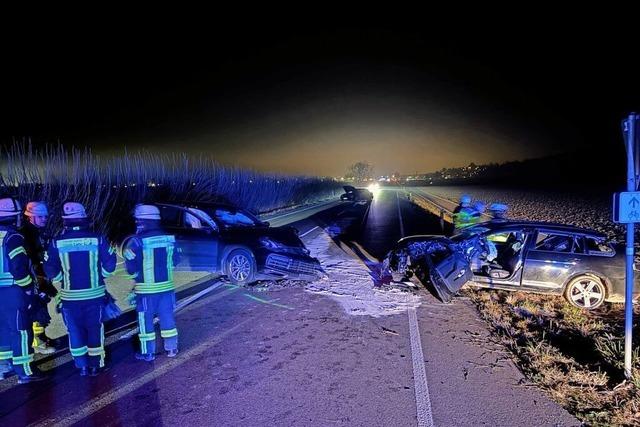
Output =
[{"x1": 0, "y1": 189, "x2": 577, "y2": 426}]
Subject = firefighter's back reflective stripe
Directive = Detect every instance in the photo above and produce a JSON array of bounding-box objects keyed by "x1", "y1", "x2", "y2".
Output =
[
  {"x1": 137, "y1": 235, "x2": 175, "y2": 292},
  {"x1": 142, "y1": 235, "x2": 175, "y2": 284},
  {"x1": 57, "y1": 237, "x2": 103, "y2": 294},
  {"x1": 0, "y1": 230, "x2": 11, "y2": 286}
]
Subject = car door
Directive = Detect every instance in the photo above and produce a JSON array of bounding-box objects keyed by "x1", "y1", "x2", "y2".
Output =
[
  {"x1": 521, "y1": 229, "x2": 582, "y2": 291},
  {"x1": 159, "y1": 205, "x2": 220, "y2": 272},
  {"x1": 471, "y1": 229, "x2": 529, "y2": 288}
]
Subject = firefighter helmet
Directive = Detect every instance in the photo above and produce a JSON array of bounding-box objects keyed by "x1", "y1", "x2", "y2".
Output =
[
  {"x1": 25, "y1": 201, "x2": 49, "y2": 217},
  {"x1": 0, "y1": 198, "x2": 21, "y2": 217},
  {"x1": 133, "y1": 204, "x2": 161, "y2": 220},
  {"x1": 62, "y1": 202, "x2": 87, "y2": 219}
]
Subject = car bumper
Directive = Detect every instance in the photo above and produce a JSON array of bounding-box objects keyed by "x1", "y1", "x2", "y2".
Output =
[{"x1": 260, "y1": 253, "x2": 324, "y2": 281}]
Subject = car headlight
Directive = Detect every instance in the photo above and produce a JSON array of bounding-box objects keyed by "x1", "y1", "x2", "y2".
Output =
[{"x1": 259, "y1": 237, "x2": 285, "y2": 250}]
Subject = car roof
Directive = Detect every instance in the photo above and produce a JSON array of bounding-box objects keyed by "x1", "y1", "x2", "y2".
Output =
[{"x1": 470, "y1": 220, "x2": 607, "y2": 238}]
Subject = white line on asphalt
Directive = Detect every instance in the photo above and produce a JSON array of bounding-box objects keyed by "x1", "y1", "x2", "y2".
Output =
[
  {"x1": 408, "y1": 307, "x2": 435, "y2": 427},
  {"x1": 36, "y1": 319, "x2": 252, "y2": 427},
  {"x1": 299, "y1": 225, "x2": 320, "y2": 238},
  {"x1": 396, "y1": 191, "x2": 405, "y2": 238},
  {"x1": 398, "y1": 190, "x2": 435, "y2": 426}
]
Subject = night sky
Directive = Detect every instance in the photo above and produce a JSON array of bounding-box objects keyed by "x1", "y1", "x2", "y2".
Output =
[{"x1": 3, "y1": 14, "x2": 639, "y2": 177}]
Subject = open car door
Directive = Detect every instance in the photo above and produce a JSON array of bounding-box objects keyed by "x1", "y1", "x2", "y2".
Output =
[{"x1": 424, "y1": 245, "x2": 473, "y2": 303}]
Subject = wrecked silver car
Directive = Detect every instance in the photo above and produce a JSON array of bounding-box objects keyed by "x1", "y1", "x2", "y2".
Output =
[{"x1": 383, "y1": 221, "x2": 640, "y2": 309}]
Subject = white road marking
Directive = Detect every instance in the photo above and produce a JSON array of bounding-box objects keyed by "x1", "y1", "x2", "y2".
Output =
[
  {"x1": 397, "y1": 190, "x2": 435, "y2": 426},
  {"x1": 299, "y1": 225, "x2": 320, "y2": 238},
  {"x1": 396, "y1": 191, "x2": 405, "y2": 238},
  {"x1": 408, "y1": 307, "x2": 435, "y2": 427},
  {"x1": 36, "y1": 319, "x2": 252, "y2": 427}
]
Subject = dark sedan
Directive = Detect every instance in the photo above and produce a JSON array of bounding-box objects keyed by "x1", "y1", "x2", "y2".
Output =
[
  {"x1": 340, "y1": 185, "x2": 373, "y2": 203},
  {"x1": 145, "y1": 203, "x2": 323, "y2": 285},
  {"x1": 383, "y1": 220, "x2": 640, "y2": 309}
]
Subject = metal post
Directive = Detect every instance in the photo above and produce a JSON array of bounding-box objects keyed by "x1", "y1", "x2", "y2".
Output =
[{"x1": 624, "y1": 113, "x2": 637, "y2": 379}]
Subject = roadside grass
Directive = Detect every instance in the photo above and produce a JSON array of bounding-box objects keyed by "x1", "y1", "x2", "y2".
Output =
[
  {"x1": 462, "y1": 288, "x2": 640, "y2": 426},
  {"x1": 0, "y1": 142, "x2": 341, "y2": 243}
]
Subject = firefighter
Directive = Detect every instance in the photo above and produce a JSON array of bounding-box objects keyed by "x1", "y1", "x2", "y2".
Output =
[
  {"x1": 452, "y1": 194, "x2": 475, "y2": 233},
  {"x1": 470, "y1": 200, "x2": 486, "y2": 225},
  {"x1": 489, "y1": 203, "x2": 509, "y2": 221},
  {"x1": 22, "y1": 201, "x2": 57, "y2": 354},
  {"x1": 44, "y1": 202, "x2": 116, "y2": 377},
  {"x1": 0, "y1": 198, "x2": 46, "y2": 383},
  {"x1": 123, "y1": 204, "x2": 179, "y2": 362}
]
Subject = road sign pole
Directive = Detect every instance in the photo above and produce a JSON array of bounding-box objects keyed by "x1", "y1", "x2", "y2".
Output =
[{"x1": 624, "y1": 113, "x2": 637, "y2": 379}]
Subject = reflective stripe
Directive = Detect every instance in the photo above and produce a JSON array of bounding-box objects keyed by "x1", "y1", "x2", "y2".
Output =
[
  {"x1": 60, "y1": 287, "x2": 106, "y2": 301},
  {"x1": 101, "y1": 266, "x2": 113, "y2": 277},
  {"x1": 142, "y1": 246, "x2": 155, "y2": 284},
  {"x1": 141, "y1": 235, "x2": 175, "y2": 249},
  {"x1": 87, "y1": 347, "x2": 105, "y2": 356},
  {"x1": 134, "y1": 281, "x2": 175, "y2": 294},
  {"x1": 0, "y1": 231, "x2": 6, "y2": 276},
  {"x1": 57, "y1": 238, "x2": 99, "y2": 252},
  {"x1": 52, "y1": 272, "x2": 63, "y2": 282},
  {"x1": 19, "y1": 330, "x2": 33, "y2": 375},
  {"x1": 8, "y1": 246, "x2": 26, "y2": 259},
  {"x1": 100, "y1": 324, "x2": 105, "y2": 367},
  {"x1": 33, "y1": 322, "x2": 45, "y2": 335},
  {"x1": 124, "y1": 249, "x2": 136, "y2": 260},
  {"x1": 13, "y1": 354, "x2": 34, "y2": 364},
  {"x1": 0, "y1": 350, "x2": 13, "y2": 360},
  {"x1": 161, "y1": 328, "x2": 178, "y2": 338},
  {"x1": 15, "y1": 275, "x2": 33, "y2": 286},
  {"x1": 138, "y1": 332, "x2": 156, "y2": 341},
  {"x1": 62, "y1": 252, "x2": 71, "y2": 289},
  {"x1": 108, "y1": 245, "x2": 115, "y2": 255},
  {"x1": 167, "y1": 244, "x2": 174, "y2": 282},
  {"x1": 89, "y1": 250, "x2": 97, "y2": 288},
  {"x1": 138, "y1": 312, "x2": 148, "y2": 354},
  {"x1": 70, "y1": 346, "x2": 88, "y2": 357}
]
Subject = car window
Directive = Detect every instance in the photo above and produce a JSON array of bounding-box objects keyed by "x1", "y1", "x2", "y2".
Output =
[
  {"x1": 213, "y1": 208, "x2": 257, "y2": 228},
  {"x1": 535, "y1": 233, "x2": 576, "y2": 253},
  {"x1": 159, "y1": 205, "x2": 181, "y2": 228},
  {"x1": 487, "y1": 232, "x2": 511, "y2": 243},
  {"x1": 585, "y1": 237, "x2": 614, "y2": 255},
  {"x1": 184, "y1": 208, "x2": 218, "y2": 231}
]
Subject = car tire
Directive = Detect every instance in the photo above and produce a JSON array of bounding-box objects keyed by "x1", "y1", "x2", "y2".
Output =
[
  {"x1": 564, "y1": 275, "x2": 606, "y2": 310},
  {"x1": 226, "y1": 249, "x2": 256, "y2": 286}
]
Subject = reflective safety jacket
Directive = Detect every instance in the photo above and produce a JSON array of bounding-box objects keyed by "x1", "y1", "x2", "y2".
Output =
[
  {"x1": 123, "y1": 227, "x2": 179, "y2": 295},
  {"x1": 0, "y1": 225, "x2": 33, "y2": 289},
  {"x1": 44, "y1": 226, "x2": 116, "y2": 301},
  {"x1": 452, "y1": 206, "x2": 475, "y2": 232}
]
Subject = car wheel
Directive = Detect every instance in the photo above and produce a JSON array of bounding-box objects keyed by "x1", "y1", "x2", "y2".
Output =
[
  {"x1": 564, "y1": 275, "x2": 606, "y2": 310},
  {"x1": 226, "y1": 249, "x2": 256, "y2": 285}
]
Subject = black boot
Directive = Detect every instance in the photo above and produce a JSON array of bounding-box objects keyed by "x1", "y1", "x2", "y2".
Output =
[
  {"x1": 18, "y1": 371, "x2": 47, "y2": 384},
  {"x1": 88, "y1": 367, "x2": 100, "y2": 377},
  {"x1": 79, "y1": 367, "x2": 89, "y2": 377}
]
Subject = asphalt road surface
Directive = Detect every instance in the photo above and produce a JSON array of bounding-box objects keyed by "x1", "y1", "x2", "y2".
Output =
[{"x1": 0, "y1": 190, "x2": 578, "y2": 426}]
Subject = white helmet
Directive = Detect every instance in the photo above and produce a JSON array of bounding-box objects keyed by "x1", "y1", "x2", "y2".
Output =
[
  {"x1": 134, "y1": 204, "x2": 160, "y2": 220},
  {"x1": 62, "y1": 202, "x2": 87, "y2": 219},
  {"x1": 460, "y1": 194, "x2": 472, "y2": 205},
  {"x1": 489, "y1": 203, "x2": 508, "y2": 213},
  {"x1": 0, "y1": 198, "x2": 21, "y2": 217},
  {"x1": 25, "y1": 201, "x2": 49, "y2": 217}
]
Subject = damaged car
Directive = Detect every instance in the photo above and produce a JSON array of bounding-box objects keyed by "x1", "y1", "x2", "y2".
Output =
[
  {"x1": 135, "y1": 203, "x2": 324, "y2": 285},
  {"x1": 383, "y1": 221, "x2": 640, "y2": 309},
  {"x1": 340, "y1": 185, "x2": 374, "y2": 203}
]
